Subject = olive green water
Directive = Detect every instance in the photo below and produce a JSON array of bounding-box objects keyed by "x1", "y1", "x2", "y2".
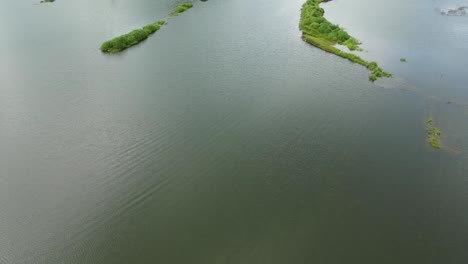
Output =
[{"x1": 1, "y1": 0, "x2": 468, "y2": 263}]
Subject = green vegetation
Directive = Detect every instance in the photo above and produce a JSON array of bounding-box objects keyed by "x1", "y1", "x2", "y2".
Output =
[
  {"x1": 100, "y1": 2, "x2": 194, "y2": 53},
  {"x1": 299, "y1": 0, "x2": 391, "y2": 82},
  {"x1": 40, "y1": 0, "x2": 55, "y2": 2},
  {"x1": 426, "y1": 118, "x2": 442, "y2": 149},
  {"x1": 100, "y1": 20, "x2": 165, "y2": 53},
  {"x1": 400, "y1": 57, "x2": 407, "y2": 62},
  {"x1": 170, "y1": 2, "x2": 193, "y2": 16}
]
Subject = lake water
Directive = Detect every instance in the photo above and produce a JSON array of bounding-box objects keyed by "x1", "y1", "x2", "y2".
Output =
[{"x1": 1, "y1": 0, "x2": 468, "y2": 263}]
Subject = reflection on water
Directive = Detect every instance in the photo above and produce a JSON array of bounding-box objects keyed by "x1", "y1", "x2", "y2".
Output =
[{"x1": 1, "y1": 0, "x2": 468, "y2": 263}]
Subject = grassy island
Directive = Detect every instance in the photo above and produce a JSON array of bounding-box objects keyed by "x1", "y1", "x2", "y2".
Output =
[
  {"x1": 299, "y1": 0, "x2": 391, "y2": 82},
  {"x1": 100, "y1": 20, "x2": 166, "y2": 53},
  {"x1": 100, "y1": 2, "x2": 194, "y2": 53},
  {"x1": 400, "y1": 57, "x2": 407, "y2": 62},
  {"x1": 426, "y1": 118, "x2": 442, "y2": 149},
  {"x1": 40, "y1": 0, "x2": 55, "y2": 3},
  {"x1": 170, "y1": 2, "x2": 193, "y2": 16}
]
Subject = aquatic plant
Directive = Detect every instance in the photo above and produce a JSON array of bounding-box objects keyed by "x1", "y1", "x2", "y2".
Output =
[
  {"x1": 426, "y1": 118, "x2": 442, "y2": 149},
  {"x1": 400, "y1": 57, "x2": 407, "y2": 62},
  {"x1": 40, "y1": 0, "x2": 55, "y2": 3},
  {"x1": 170, "y1": 2, "x2": 193, "y2": 16},
  {"x1": 299, "y1": 0, "x2": 391, "y2": 82},
  {"x1": 100, "y1": 20, "x2": 166, "y2": 53}
]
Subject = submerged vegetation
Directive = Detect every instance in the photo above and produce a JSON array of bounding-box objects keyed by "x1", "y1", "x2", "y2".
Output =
[
  {"x1": 100, "y1": 2, "x2": 193, "y2": 53},
  {"x1": 299, "y1": 0, "x2": 391, "y2": 82},
  {"x1": 426, "y1": 118, "x2": 442, "y2": 148},
  {"x1": 170, "y1": 2, "x2": 193, "y2": 16}
]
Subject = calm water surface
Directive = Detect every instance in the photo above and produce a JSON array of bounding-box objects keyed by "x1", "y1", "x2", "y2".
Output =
[{"x1": 1, "y1": 0, "x2": 468, "y2": 263}]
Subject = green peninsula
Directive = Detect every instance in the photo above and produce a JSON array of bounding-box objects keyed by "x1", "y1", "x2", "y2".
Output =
[{"x1": 299, "y1": 0, "x2": 391, "y2": 82}]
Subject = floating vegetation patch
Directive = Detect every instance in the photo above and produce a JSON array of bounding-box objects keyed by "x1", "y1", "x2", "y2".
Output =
[
  {"x1": 400, "y1": 57, "x2": 407, "y2": 62},
  {"x1": 426, "y1": 118, "x2": 442, "y2": 149},
  {"x1": 299, "y1": 0, "x2": 391, "y2": 82},
  {"x1": 40, "y1": 0, "x2": 55, "y2": 3},
  {"x1": 438, "y1": 6, "x2": 467, "y2": 16}
]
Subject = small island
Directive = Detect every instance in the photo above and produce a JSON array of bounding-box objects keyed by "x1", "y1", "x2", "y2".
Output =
[
  {"x1": 170, "y1": 2, "x2": 193, "y2": 16},
  {"x1": 40, "y1": 0, "x2": 55, "y2": 3},
  {"x1": 100, "y1": 20, "x2": 166, "y2": 53},
  {"x1": 299, "y1": 0, "x2": 391, "y2": 82},
  {"x1": 426, "y1": 118, "x2": 442, "y2": 149},
  {"x1": 100, "y1": 2, "x2": 193, "y2": 53}
]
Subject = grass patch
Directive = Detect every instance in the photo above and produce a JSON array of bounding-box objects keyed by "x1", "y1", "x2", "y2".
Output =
[
  {"x1": 400, "y1": 57, "x2": 407, "y2": 62},
  {"x1": 170, "y1": 2, "x2": 193, "y2": 16},
  {"x1": 100, "y1": 20, "x2": 166, "y2": 53},
  {"x1": 299, "y1": 0, "x2": 391, "y2": 82},
  {"x1": 40, "y1": 0, "x2": 55, "y2": 3},
  {"x1": 426, "y1": 117, "x2": 442, "y2": 149}
]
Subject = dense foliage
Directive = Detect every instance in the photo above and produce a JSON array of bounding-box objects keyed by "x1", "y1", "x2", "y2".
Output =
[
  {"x1": 300, "y1": 0, "x2": 359, "y2": 50},
  {"x1": 299, "y1": 0, "x2": 391, "y2": 81},
  {"x1": 100, "y1": 20, "x2": 165, "y2": 53}
]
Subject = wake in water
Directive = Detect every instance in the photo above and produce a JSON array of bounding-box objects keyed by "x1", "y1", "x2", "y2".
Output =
[{"x1": 437, "y1": 6, "x2": 467, "y2": 16}]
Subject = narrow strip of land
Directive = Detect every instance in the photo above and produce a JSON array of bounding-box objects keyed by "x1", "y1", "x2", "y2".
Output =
[
  {"x1": 100, "y1": 2, "x2": 193, "y2": 53},
  {"x1": 299, "y1": 0, "x2": 391, "y2": 81}
]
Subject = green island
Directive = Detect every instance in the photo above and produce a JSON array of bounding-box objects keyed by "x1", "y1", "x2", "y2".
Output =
[
  {"x1": 400, "y1": 57, "x2": 407, "y2": 62},
  {"x1": 170, "y1": 2, "x2": 193, "y2": 16},
  {"x1": 299, "y1": 0, "x2": 391, "y2": 82},
  {"x1": 40, "y1": 0, "x2": 55, "y2": 3},
  {"x1": 426, "y1": 118, "x2": 442, "y2": 149},
  {"x1": 100, "y1": 2, "x2": 193, "y2": 53}
]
